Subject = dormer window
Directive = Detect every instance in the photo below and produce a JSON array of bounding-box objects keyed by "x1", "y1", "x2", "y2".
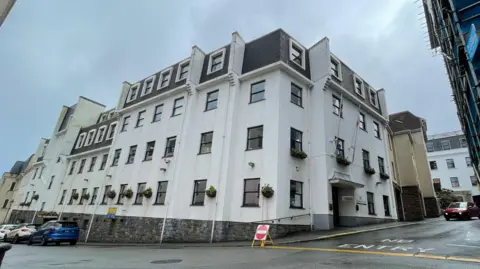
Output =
[
  {"x1": 95, "y1": 126, "x2": 107, "y2": 143},
  {"x1": 75, "y1": 133, "x2": 87, "y2": 149},
  {"x1": 100, "y1": 114, "x2": 107, "y2": 122},
  {"x1": 126, "y1": 83, "x2": 140, "y2": 103},
  {"x1": 369, "y1": 88, "x2": 378, "y2": 107},
  {"x1": 176, "y1": 59, "x2": 190, "y2": 82},
  {"x1": 353, "y1": 74, "x2": 364, "y2": 98},
  {"x1": 141, "y1": 75, "x2": 156, "y2": 96},
  {"x1": 85, "y1": 129, "x2": 97, "y2": 147},
  {"x1": 158, "y1": 68, "x2": 172, "y2": 90},
  {"x1": 330, "y1": 55, "x2": 342, "y2": 81},
  {"x1": 289, "y1": 39, "x2": 305, "y2": 69},
  {"x1": 207, "y1": 48, "x2": 226, "y2": 74},
  {"x1": 106, "y1": 122, "x2": 117, "y2": 140}
]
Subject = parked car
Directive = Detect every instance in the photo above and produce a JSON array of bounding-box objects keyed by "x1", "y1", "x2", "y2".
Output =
[
  {"x1": 0, "y1": 224, "x2": 17, "y2": 241},
  {"x1": 27, "y1": 220, "x2": 79, "y2": 246},
  {"x1": 444, "y1": 202, "x2": 480, "y2": 220},
  {"x1": 3, "y1": 223, "x2": 37, "y2": 243}
]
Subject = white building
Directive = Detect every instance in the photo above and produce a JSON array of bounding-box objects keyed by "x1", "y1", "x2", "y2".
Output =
[
  {"x1": 10, "y1": 29, "x2": 397, "y2": 243},
  {"x1": 427, "y1": 131, "x2": 480, "y2": 204}
]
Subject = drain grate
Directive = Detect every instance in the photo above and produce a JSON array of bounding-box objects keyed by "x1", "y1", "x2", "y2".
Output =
[{"x1": 151, "y1": 259, "x2": 182, "y2": 264}]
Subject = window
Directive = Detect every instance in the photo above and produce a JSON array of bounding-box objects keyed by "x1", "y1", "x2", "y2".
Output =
[
  {"x1": 359, "y1": 113, "x2": 366, "y2": 130},
  {"x1": 373, "y1": 121, "x2": 381, "y2": 139},
  {"x1": 290, "y1": 128, "x2": 303, "y2": 150},
  {"x1": 450, "y1": 177, "x2": 460, "y2": 188},
  {"x1": 199, "y1": 132, "x2": 213, "y2": 154},
  {"x1": 172, "y1": 97, "x2": 185, "y2": 116},
  {"x1": 378, "y1": 157, "x2": 385, "y2": 174},
  {"x1": 362, "y1": 150, "x2": 370, "y2": 169},
  {"x1": 88, "y1": 157, "x2": 97, "y2": 172},
  {"x1": 99, "y1": 154, "x2": 108, "y2": 170},
  {"x1": 90, "y1": 187, "x2": 98, "y2": 205},
  {"x1": 8, "y1": 182, "x2": 15, "y2": 191},
  {"x1": 246, "y1": 126, "x2": 263, "y2": 150},
  {"x1": 40, "y1": 202, "x2": 45, "y2": 212},
  {"x1": 154, "y1": 181, "x2": 168, "y2": 205},
  {"x1": 335, "y1": 138, "x2": 345, "y2": 158},
  {"x1": 429, "y1": 161, "x2": 437, "y2": 170},
  {"x1": 48, "y1": 176, "x2": 54, "y2": 190},
  {"x1": 205, "y1": 90, "x2": 219, "y2": 111},
  {"x1": 121, "y1": 116, "x2": 130, "y2": 132},
  {"x1": 208, "y1": 49, "x2": 225, "y2": 73},
  {"x1": 142, "y1": 76, "x2": 155, "y2": 96},
  {"x1": 330, "y1": 56, "x2": 341, "y2": 79},
  {"x1": 290, "y1": 180, "x2": 303, "y2": 209},
  {"x1": 112, "y1": 149, "x2": 121, "y2": 166},
  {"x1": 354, "y1": 76, "x2": 364, "y2": 97},
  {"x1": 466, "y1": 157, "x2": 472, "y2": 167},
  {"x1": 243, "y1": 178, "x2": 260, "y2": 207},
  {"x1": 126, "y1": 145, "x2": 137, "y2": 164},
  {"x1": 250, "y1": 81, "x2": 265, "y2": 103},
  {"x1": 441, "y1": 140, "x2": 451, "y2": 150},
  {"x1": 446, "y1": 159, "x2": 455, "y2": 169},
  {"x1": 144, "y1": 141, "x2": 155, "y2": 161},
  {"x1": 135, "y1": 110, "x2": 146, "y2": 127},
  {"x1": 117, "y1": 184, "x2": 127, "y2": 205},
  {"x1": 2, "y1": 199, "x2": 8, "y2": 208},
  {"x1": 95, "y1": 126, "x2": 107, "y2": 143},
  {"x1": 164, "y1": 136, "x2": 177, "y2": 157},
  {"x1": 106, "y1": 123, "x2": 117, "y2": 140},
  {"x1": 192, "y1": 180, "x2": 207, "y2": 206},
  {"x1": 33, "y1": 168, "x2": 39, "y2": 179},
  {"x1": 460, "y1": 138, "x2": 468, "y2": 148},
  {"x1": 102, "y1": 185, "x2": 111, "y2": 204},
  {"x1": 78, "y1": 159, "x2": 86, "y2": 173},
  {"x1": 177, "y1": 61, "x2": 189, "y2": 81},
  {"x1": 59, "y1": 190, "x2": 67, "y2": 205},
  {"x1": 332, "y1": 95, "x2": 342, "y2": 116},
  {"x1": 426, "y1": 142, "x2": 434, "y2": 152},
  {"x1": 152, "y1": 104, "x2": 163, "y2": 122},
  {"x1": 126, "y1": 84, "x2": 139, "y2": 103},
  {"x1": 159, "y1": 69, "x2": 171, "y2": 89},
  {"x1": 68, "y1": 189, "x2": 77, "y2": 205},
  {"x1": 85, "y1": 130, "x2": 96, "y2": 146},
  {"x1": 24, "y1": 192, "x2": 30, "y2": 203},
  {"x1": 291, "y1": 83, "x2": 302, "y2": 107},
  {"x1": 383, "y1": 196, "x2": 390, "y2": 216},
  {"x1": 290, "y1": 40, "x2": 304, "y2": 67},
  {"x1": 369, "y1": 89, "x2": 377, "y2": 107},
  {"x1": 38, "y1": 166, "x2": 44, "y2": 178},
  {"x1": 79, "y1": 188, "x2": 88, "y2": 205},
  {"x1": 75, "y1": 133, "x2": 86, "y2": 148},
  {"x1": 367, "y1": 192, "x2": 375, "y2": 215},
  {"x1": 471, "y1": 176, "x2": 478, "y2": 186}
]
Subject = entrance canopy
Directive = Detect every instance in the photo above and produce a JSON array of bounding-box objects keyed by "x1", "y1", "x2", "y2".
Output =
[{"x1": 329, "y1": 171, "x2": 364, "y2": 189}]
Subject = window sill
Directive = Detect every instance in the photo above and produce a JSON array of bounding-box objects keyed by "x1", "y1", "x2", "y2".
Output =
[
  {"x1": 290, "y1": 101, "x2": 303, "y2": 108},
  {"x1": 290, "y1": 206, "x2": 305, "y2": 210},
  {"x1": 100, "y1": 203, "x2": 107, "y2": 205},
  {"x1": 120, "y1": 130, "x2": 127, "y2": 133},
  {"x1": 245, "y1": 148, "x2": 263, "y2": 151},
  {"x1": 332, "y1": 112, "x2": 343, "y2": 118},
  {"x1": 368, "y1": 213, "x2": 377, "y2": 216},
  {"x1": 143, "y1": 159, "x2": 153, "y2": 162},
  {"x1": 152, "y1": 120, "x2": 161, "y2": 123},
  {"x1": 171, "y1": 114, "x2": 182, "y2": 118},
  {"x1": 125, "y1": 162, "x2": 134, "y2": 165},
  {"x1": 135, "y1": 125, "x2": 143, "y2": 128},
  {"x1": 204, "y1": 108, "x2": 217, "y2": 112},
  {"x1": 153, "y1": 203, "x2": 165, "y2": 206},
  {"x1": 360, "y1": 128, "x2": 367, "y2": 132},
  {"x1": 132, "y1": 203, "x2": 143, "y2": 205},
  {"x1": 249, "y1": 99, "x2": 265, "y2": 105},
  {"x1": 241, "y1": 205, "x2": 260, "y2": 208},
  {"x1": 111, "y1": 165, "x2": 118, "y2": 167},
  {"x1": 115, "y1": 203, "x2": 124, "y2": 205},
  {"x1": 198, "y1": 152, "x2": 211, "y2": 155},
  {"x1": 163, "y1": 155, "x2": 174, "y2": 159},
  {"x1": 190, "y1": 204, "x2": 205, "y2": 206},
  {"x1": 375, "y1": 137, "x2": 382, "y2": 141}
]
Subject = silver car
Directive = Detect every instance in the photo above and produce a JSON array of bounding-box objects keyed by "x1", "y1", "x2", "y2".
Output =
[
  {"x1": 0, "y1": 224, "x2": 17, "y2": 241},
  {"x1": 4, "y1": 223, "x2": 37, "y2": 244}
]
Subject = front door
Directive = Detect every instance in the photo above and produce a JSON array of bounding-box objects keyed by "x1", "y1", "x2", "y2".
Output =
[{"x1": 332, "y1": 186, "x2": 340, "y2": 227}]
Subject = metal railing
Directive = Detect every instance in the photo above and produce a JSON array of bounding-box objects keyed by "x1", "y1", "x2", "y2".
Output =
[{"x1": 251, "y1": 213, "x2": 311, "y2": 224}]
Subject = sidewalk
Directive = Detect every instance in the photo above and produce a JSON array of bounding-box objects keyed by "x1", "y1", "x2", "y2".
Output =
[{"x1": 79, "y1": 218, "x2": 438, "y2": 249}]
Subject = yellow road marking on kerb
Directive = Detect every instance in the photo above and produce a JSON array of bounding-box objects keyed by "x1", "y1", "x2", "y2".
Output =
[{"x1": 262, "y1": 246, "x2": 480, "y2": 264}]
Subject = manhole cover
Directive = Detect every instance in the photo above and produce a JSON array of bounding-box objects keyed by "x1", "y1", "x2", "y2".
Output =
[{"x1": 151, "y1": 259, "x2": 182, "y2": 264}]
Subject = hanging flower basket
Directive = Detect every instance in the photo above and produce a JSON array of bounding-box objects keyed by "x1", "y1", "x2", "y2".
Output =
[
  {"x1": 364, "y1": 167, "x2": 376, "y2": 175},
  {"x1": 72, "y1": 192, "x2": 79, "y2": 200},
  {"x1": 142, "y1": 187, "x2": 153, "y2": 199},
  {"x1": 290, "y1": 148, "x2": 308, "y2": 159},
  {"x1": 380, "y1": 172, "x2": 390, "y2": 180},
  {"x1": 24, "y1": 202, "x2": 31, "y2": 207},
  {"x1": 32, "y1": 194, "x2": 39, "y2": 201},
  {"x1": 107, "y1": 190, "x2": 116, "y2": 199},
  {"x1": 19, "y1": 202, "x2": 26, "y2": 207},
  {"x1": 336, "y1": 155, "x2": 351, "y2": 166},
  {"x1": 261, "y1": 184, "x2": 275, "y2": 198},
  {"x1": 206, "y1": 186, "x2": 217, "y2": 198},
  {"x1": 81, "y1": 193, "x2": 90, "y2": 200},
  {"x1": 123, "y1": 188, "x2": 133, "y2": 199},
  {"x1": 38, "y1": 211, "x2": 58, "y2": 217}
]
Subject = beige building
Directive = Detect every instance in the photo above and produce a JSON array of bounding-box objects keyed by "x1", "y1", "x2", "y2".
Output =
[
  {"x1": 0, "y1": 0, "x2": 15, "y2": 28},
  {"x1": 388, "y1": 111, "x2": 439, "y2": 221},
  {"x1": 0, "y1": 154, "x2": 34, "y2": 223}
]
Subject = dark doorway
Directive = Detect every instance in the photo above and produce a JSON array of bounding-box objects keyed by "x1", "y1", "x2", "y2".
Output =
[
  {"x1": 332, "y1": 186, "x2": 340, "y2": 227},
  {"x1": 395, "y1": 187, "x2": 404, "y2": 221}
]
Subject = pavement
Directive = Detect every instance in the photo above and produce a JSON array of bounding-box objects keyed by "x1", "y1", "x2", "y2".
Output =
[{"x1": 2, "y1": 217, "x2": 480, "y2": 268}]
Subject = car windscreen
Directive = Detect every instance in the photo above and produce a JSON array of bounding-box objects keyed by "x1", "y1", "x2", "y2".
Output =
[
  {"x1": 26, "y1": 225, "x2": 36, "y2": 229},
  {"x1": 448, "y1": 202, "x2": 467, "y2": 208},
  {"x1": 59, "y1": 222, "x2": 78, "y2": 228}
]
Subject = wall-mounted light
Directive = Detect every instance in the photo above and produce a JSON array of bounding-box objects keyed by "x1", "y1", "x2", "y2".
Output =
[
  {"x1": 160, "y1": 168, "x2": 167, "y2": 172},
  {"x1": 164, "y1": 159, "x2": 171, "y2": 164},
  {"x1": 83, "y1": 179, "x2": 89, "y2": 182},
  {"x1": 296, "y1": 166, "x2": 299, "y2": 172},
  {"x1": 105, "y1": 175, "x2": 112, "y2": 179},
  {"x1": 248, "y1": 162, "x2": 255, "y2": 168}
]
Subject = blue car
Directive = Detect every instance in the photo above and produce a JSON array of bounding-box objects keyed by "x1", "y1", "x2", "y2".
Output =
[{"x1": 27, "y1": 220, "x2": 79, "y2": 246}]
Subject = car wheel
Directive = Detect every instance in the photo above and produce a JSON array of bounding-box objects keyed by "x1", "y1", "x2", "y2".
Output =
[
  {"x1": 445, "y1": 217, "x2": 450, "y2": 221},
  {"x1": 12, "y1": 235, "x2": 18, "y2": 244},
  {"x1": 40, "y1": 236, "x2": 48, "y2": 246},
  {"x1": 69, "y1": 240, "x2": 77, "y2": 246},
  {"x1": 2, "y1": 235, "x2": 6, "y2": 242},
  {"x1": 27, "y1": 236, "x2": 33, "y2": 245}
]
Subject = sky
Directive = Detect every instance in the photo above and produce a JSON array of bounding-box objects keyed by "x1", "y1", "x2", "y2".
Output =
[{"x1": 0, "y1": 0, "x2": 459, "y2": 173}]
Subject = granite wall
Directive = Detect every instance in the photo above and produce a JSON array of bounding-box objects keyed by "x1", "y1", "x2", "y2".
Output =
[
  {"x1": 424, "y1": 197, "x2": 440, "y2": 218},
  {"x1": 401, "y1": 186, "x2": 425, "y2": 221}
]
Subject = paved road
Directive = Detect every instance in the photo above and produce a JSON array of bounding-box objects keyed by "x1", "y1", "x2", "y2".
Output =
[{"x1": 2, "y1": 218, "x2": 480, "y2": 268}]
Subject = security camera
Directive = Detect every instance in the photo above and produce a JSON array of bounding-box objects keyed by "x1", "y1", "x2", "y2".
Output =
[{"x1": 160, "y1": 168, "x2": 167, "y2": 172}]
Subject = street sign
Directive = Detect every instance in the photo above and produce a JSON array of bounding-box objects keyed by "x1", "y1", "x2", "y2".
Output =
[
  {"x1": 107, "y1": 207, "x2": 117, "y2": 219},
  {"x1": 251, "y1": 224, "x2": 274, "y2": 247}
]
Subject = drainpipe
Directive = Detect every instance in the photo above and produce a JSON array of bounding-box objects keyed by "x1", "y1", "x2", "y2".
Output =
[
  {"x1": 387, "y1": 125, "x2": 406, "y2": 221},
  {"x1": 306, "y1": 85, "x2": 313, "y2": 231}
]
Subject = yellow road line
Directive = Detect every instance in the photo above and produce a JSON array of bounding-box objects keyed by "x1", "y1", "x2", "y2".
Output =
[{"x1": 260, "y1": 245, "x2": 480, "y2": 264}]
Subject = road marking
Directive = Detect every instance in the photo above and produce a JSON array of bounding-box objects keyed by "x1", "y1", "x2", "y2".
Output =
[
  {"x1": 382, "y1": 239, "x2": 414, "y2": 243},
  {"x1": 338, "y1": 243, "x2": 433, "y2": 253},
  {"x1": 446, "y1": 244, "x2": 480, "y2": 249},
  {"x1": 315, "y1": 223, "x2": 418, "y2": 240}
]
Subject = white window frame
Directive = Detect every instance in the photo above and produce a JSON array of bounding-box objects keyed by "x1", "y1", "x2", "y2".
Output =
[
  {"x1": 175, "y1": 59, "x2": 190, "y2": 82},
  {"x1": 369, "y1": 87, "x2": 379, "y2": 108},
  {"x1": 94, "y1": 126, "x2": 107, "y2": 143},
  {"x1": 441, "y1": 140, "x2": 451, "y2": 150},
  {"x1": 106, "y1": 122, "x2": 117, "y2": 140},
  {"x1": 289, "y1": 38, "x2": 306, "y2": 69},
  {"x1": 85, "y1": 129, "x2": 97, "y2": 147},
  {"x1": 207, "y1": 48, "x2": 226, "y2": 75},
  {"x1": 141, "y1": 75, "x2": 156, "y2": 96},
  {"x1": 330, "y1": 54, "x2": 342, "y2": 81},
  {"x1": 126, "y1": 83, "x2": 140, "y2": 103},
  {"x1": 100, "y1": 114, "x2": 108, "y2": 122},
  {"x1": 75, "y1": 133, "x2": 87, "y2": 149},
  {"x1": 353, "y1": 74, "x2": 365, "y2": 99},
  {"x1": 157, "y1": 67, "x2": 173, "y2": 90}
]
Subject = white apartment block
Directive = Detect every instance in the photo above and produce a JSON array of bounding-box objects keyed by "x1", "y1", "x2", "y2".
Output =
[
  {"x1": 427, "y1": 131, "x2": 480, "y2": 204},
  {"x1": 10, "y1": 29, "x2": 397, "y2": 243}
]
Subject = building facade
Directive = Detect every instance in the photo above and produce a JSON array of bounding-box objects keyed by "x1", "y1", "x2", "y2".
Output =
[
  {"x1": 424, "y1": 0, "x2": 480, "y2": 179},
  {"x1": 10, "y1": 29, "x2": 397, "y2": 243},
  {"x1": 427, "y1": 131, "x2": 480, "y2": 204},
  {"x1": 388, "y1": 111, "x2": 440, "y2": 221},
  {"x1": 0, "y1": 0, "x2": 15, "y2": 28}
]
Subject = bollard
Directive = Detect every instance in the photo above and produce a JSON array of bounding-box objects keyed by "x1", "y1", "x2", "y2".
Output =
[{"x1": 0, "y1": 243, "x2": 12, "y2": 268}]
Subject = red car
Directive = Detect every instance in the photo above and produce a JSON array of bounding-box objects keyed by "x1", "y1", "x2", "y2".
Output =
[{"x1": 444, "y1": 202, "x2": 480, "y2": 220}]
